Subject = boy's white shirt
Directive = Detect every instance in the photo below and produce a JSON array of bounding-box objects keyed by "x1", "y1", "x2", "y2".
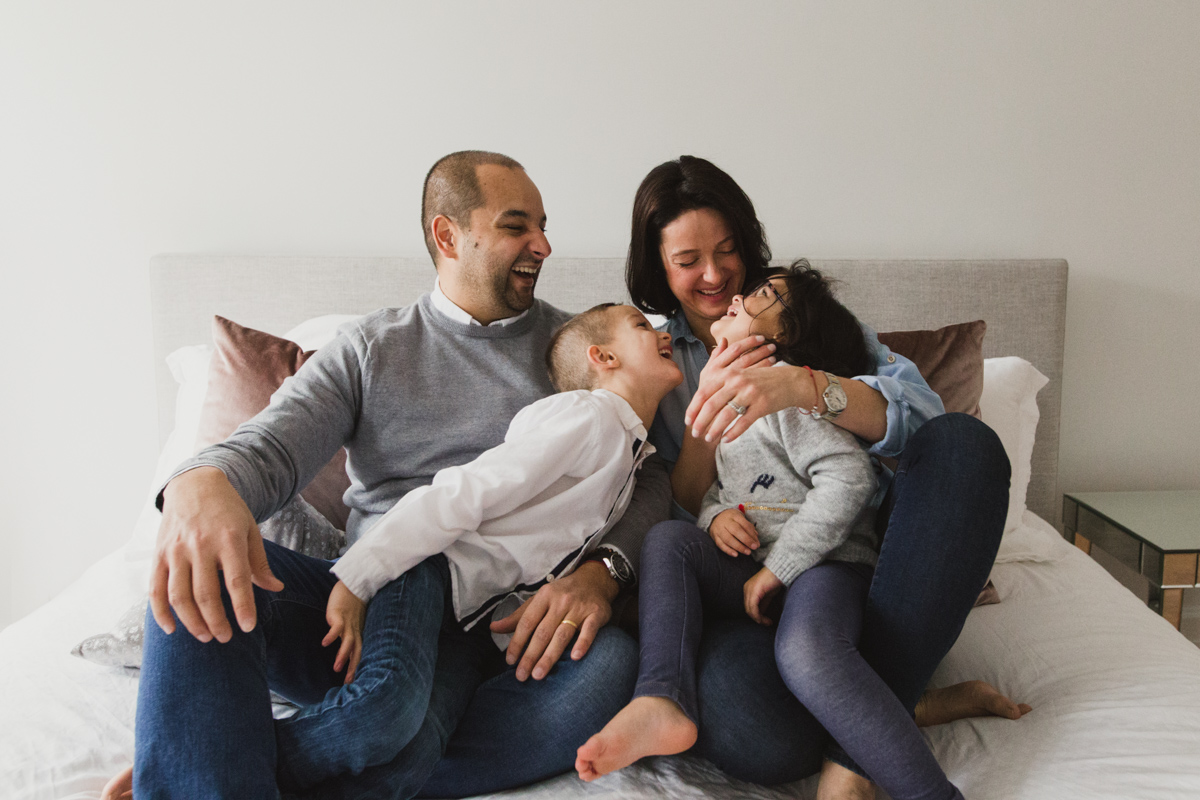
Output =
[{"x1": 331, "y1": 388, "x2": 653, "y2": 630}]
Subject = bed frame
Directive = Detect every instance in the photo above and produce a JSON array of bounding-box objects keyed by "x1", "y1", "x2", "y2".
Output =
[{"x1": 149, "y1": 256, "x2": 1068, "y2": 525}]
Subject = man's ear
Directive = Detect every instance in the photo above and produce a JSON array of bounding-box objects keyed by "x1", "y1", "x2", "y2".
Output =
[
  {"x1": 431, "y1": 215, "x2": 460, "y2": 262},
  {"x1": 586, "y1": 344, "x2": 619, "y2": 373}
]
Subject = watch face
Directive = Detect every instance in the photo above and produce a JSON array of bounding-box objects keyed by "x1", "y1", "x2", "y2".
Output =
[{"x1": 825, "y1": 383, "x2": 848, "y2": 413}]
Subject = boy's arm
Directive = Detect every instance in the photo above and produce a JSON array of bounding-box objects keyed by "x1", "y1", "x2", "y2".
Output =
[
  {"x1": 333, "y1": 395, "x2": 602, "y2": 603},
  {"x1": 762, "y1": 411, "x2": 878, "y2": 586}
]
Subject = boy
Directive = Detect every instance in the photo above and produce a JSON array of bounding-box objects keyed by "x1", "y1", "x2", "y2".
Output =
[{"x1": 273, "y1": 303, "x2": 683, "y2": 791}]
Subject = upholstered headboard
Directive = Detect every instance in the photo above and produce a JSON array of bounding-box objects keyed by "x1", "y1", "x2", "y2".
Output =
[{"x1": 149, "y1": 256, "x2": 1067, "y2": 524}]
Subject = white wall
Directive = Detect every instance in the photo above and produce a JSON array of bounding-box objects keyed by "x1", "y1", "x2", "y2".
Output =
[{"x1": 2, "y1": 1, "x2": 1198, "y2": 629}]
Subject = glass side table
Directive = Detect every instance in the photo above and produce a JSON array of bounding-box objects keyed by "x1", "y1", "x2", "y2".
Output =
[{"x1": 1062, "y1": 491, "x2": 1200, "y2": 630}]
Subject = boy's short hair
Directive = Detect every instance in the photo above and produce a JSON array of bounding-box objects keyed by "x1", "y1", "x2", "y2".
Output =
[
  {"x1": 545, "y1": 303, "x2": 620, "y2": 392},
  {"x1": 760, "y1": 260, "x2": 875, "y2": 378}
]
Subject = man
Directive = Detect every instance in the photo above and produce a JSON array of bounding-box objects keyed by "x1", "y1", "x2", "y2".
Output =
[{"x1": 115, "y1": 151, "x2": 668, "y2": 799}]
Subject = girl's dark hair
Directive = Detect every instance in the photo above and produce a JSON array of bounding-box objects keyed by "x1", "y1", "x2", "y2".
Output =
[
  {"x1": 626, "y1": 156, "x2": 772, "y2": 317},
  {"x1": 760, "y1": 260, "x2": 875, "y2": 378}
]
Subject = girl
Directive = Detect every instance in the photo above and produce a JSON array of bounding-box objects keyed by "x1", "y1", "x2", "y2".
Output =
[{"x1": 577, "y1": 262, "x2": 967, "y2": 800}]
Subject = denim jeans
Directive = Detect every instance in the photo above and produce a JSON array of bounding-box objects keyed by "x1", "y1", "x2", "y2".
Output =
[
  {"x1": 135, "y1": 539, "x2": 640, "y2": 799},
  {"x1": 135, "y1": 541, "x2": 485, "y2": 800},
  {"x1": 688, "y1": 413, "x2": 1010, "y2": 785}
]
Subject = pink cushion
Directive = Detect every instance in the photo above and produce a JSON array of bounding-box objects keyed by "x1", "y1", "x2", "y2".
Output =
[
  {"x1": 877, "y1": 320, "x2": 986, "y2": 418},
  {"x1": 195, "y1": 316, "x2": 352, "y2": 529}
]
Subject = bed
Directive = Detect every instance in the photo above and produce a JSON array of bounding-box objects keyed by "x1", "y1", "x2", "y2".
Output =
[{"x1": 4, "y1": 256, "x2": 1200, "y2": 800}]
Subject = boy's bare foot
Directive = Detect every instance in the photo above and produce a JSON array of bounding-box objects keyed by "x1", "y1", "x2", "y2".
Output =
[
  {"x1": 575, "y1": 696, "x2": 698, "y2": 781},
  {"x1": 915, "y1": 680, "x2": 1033, "y2": 727},
  {"x1": 816, "y1": 759, "x2": 875, "y2": 800},
  {"x1": 100, "y1": 766, "x2": 133, "y2": 800}
]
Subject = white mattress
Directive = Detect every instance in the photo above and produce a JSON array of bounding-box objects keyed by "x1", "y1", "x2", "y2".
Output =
[{"x1": 4, "y1": 511, "x2": 1200, "y2": 800}]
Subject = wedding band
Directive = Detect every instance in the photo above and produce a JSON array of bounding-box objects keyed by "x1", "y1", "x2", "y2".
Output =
[
  {"x1": 727, "y1": 400, "x2": 748, "y2": 416},
  {"x1": 560, "y1": 619, "x2": 579, "y2": 629}
]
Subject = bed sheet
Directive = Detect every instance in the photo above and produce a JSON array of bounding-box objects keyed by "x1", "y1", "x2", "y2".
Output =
[{"x1": 3, "y1": 514, "x2": 1200, "y2": 800}]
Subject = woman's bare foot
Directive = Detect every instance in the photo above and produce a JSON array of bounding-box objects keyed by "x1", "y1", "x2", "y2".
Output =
[
  {"x1": 575, "y1": 696, "x2": 698, "y2": 781},
  {"x1": 816, "y1": 759, "x2": 875, "y2": 800},
  {"x1": 100, "y1": 766, "x2": 133, "y2": 800},
  {"x1": 915, "y1": 680, "x2": 1033, "y2": 727}
]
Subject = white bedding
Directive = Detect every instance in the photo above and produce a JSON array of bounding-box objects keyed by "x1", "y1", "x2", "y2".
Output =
[{"x1": 5, "y1": 511, "x2": 1200, "y2": 800}]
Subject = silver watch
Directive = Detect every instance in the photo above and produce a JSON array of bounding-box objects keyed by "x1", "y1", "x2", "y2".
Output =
[
  {"x1": 813, "y1": 372, "x2": 848, "y2": 420},
  {"x1": 587, "y1": 546, "x2": 635, "y2": 590}
]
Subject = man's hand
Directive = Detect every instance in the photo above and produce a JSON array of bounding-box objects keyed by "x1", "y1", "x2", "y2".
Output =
[
  {"x1": 708, "y1": 508, "x2": 761, "y2": 557},
  {"x1": 686, "y1": 336, "x2": 813, "y2": 444},
  {"x1": 744, "y1": 567, "x2": 784, "y2": 626},
  {"x1": 490, "y1": 560, "x2": 618, "y2": 681},
  {"x1": 149, "y1": 466, "x2": 283, "y2": 642},
  {"x1": 323, "y1": 581, "x2": 367, "y2": 684}
]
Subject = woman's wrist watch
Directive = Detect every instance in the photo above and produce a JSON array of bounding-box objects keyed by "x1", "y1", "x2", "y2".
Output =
[
  {"x1": 812, "y1": 372, "x2": 848, "y2": 420},
  {"x1": 585, "y1": 546, "x2": 635, "y2": 590}
]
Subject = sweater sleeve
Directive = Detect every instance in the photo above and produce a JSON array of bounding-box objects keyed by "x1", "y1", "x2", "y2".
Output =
[
  {"x1": 762, "y1": 410, "x2": 878, "y2": 586},
  {"x1": 157, "y1": 330, "x2": 364, "y2": 522},
  {"x1": 332, "y1": 394, "x2": 602, "y2": 602},
  {"x1": 696, "y1": 475, "x2": 734, "y2": 534}
]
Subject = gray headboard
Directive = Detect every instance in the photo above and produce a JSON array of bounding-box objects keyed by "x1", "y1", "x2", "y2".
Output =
[{"x1": 150, "y1": 255, "x2": 1067, "y2": 524}]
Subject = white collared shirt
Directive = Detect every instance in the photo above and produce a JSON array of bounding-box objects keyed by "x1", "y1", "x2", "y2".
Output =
[
  {"x1": 332, "y1": 389, "x2": 653, "y2": 629},
  {"x1": 431, "y1": 277, "x2": 530, "y2": 327}
]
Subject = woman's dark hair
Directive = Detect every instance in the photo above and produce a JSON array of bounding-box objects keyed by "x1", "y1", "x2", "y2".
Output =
[
  {"x1": 759, "y1": 260, "x2": 875, "y2": 378},
  {"x1": 626, "y1": 156, "x2": 772, "y2": 317}
]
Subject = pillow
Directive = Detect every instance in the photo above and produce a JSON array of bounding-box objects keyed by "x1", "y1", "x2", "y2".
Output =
[
  {"x1": 73, "y1": 495, "x2": 346, "y2": 669},
  {"x1": 197, "y1": 316, "x2": 352, "y2": 530},
  {"x1": 978, "y1": 356, "x2": 1049, "y2": 535},
  {"x1": 877, "y1": 320, "x2": 986, "y2": 417}
]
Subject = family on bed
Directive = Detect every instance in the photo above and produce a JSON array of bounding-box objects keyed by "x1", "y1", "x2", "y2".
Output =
[{"x1": 104, "y1": 152, "x2": 1031, "y2": 800}]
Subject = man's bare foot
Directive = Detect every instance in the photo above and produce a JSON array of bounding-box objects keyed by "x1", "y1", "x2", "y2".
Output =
[
  {"x1": 100, "y1": 766, "x2": 133, "y2": 800},
  {"x1": 575, "y1": 696, "x2": 698, "y2": 781},
  {"x1": 915, "y1": 680, "x2": 1033, "y2": 727},
  {"x1": 816, "y1": 759, "x2": 875, "y2": 800}
]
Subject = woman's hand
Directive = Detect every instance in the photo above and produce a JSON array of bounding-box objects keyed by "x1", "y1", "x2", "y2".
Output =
[
  {"x1": 323, "y1": 580, "x2": 367, "y2": 684},
  {"x1": 686, "y1": 338, "x2": 815, "y2": 444},
  {"x1": 744, "y1": 567, "x2": 785, "y2": 626},
  {"x1": 489, "y1": 561, "x2": 616, "y2": 681},
  {"x1": 708, "y1": 508, "x2": 760, "y2": 557}
]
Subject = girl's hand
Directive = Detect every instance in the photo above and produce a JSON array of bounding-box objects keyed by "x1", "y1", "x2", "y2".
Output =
[
  {"x1": 687, "y1": 346, "x2": 819, "y2": 445},
  {"x1": 709, "y1": 508, "x2": 760, "y2": 557},
  {"x1": 744, "y1": 567, "x2": 785, "y2": 626},
  {"x1": 324, "y1": 581, "x2": 367, "y2": 684}
]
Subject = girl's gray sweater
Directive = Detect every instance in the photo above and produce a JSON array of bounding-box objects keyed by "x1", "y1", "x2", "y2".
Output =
[{"x1": 696, "y1": 407, "x2": 880, "y2": 586}]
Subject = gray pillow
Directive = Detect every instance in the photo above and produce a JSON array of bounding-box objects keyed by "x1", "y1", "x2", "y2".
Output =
[{"x1": 71, "y1": 495, "x2": 346, "y2": 669}]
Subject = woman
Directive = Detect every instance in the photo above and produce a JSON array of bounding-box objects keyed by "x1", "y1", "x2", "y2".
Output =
[{"x1": 620, "y1": 156, "x2": 1025, "y2": 797}]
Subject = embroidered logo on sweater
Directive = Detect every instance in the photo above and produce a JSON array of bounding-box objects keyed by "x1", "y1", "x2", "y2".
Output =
[{"x1": 750, "y1": 474, "x2": 775, "y2": 493}]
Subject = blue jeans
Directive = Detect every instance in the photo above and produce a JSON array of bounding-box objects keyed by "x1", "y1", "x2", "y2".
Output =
[
  {"x1": 688, "y1": 413, "x2": 1010, "y2": 785},
  {"x1": 135, "y1": 540, "x2": 639, "y2": 799}
]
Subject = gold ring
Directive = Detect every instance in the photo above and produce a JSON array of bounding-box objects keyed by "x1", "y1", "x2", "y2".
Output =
[{"x1": 560, "y1": 619, "x2": 579, "y2": 629}]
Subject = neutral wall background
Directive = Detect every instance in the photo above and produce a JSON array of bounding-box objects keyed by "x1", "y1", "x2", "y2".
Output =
[{"x1": 2, "y1": 1, "x2": 1198, "y2": 629}]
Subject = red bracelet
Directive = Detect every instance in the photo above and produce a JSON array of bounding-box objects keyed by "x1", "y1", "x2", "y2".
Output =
[{"x1": 799, "y1": 365, "x2": 820, "y2": 416}]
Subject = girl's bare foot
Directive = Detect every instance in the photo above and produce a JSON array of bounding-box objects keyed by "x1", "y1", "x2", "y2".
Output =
[
  {"x1": 575, "y1": 696, "x2": 698, "y2": 781},
  {"x1": 915, "y1": 680, "x2": 1033, "y2": 727},
  {"x1": 816, "y1": 759, "x2": 875, "y2": 800},
  {"x1": 100, "y1": 766, "x2": 133, "y2": 800}
]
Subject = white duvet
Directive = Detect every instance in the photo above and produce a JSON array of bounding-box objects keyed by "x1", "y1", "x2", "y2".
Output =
[{"x1": 3, "y1": 510, "x2": 1200, "y2": 800}]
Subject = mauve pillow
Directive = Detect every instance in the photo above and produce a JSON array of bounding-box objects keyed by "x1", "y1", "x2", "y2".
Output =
[
  {"x1": 195, "y1": 316, "x2": 352, "y2": 529},
  {"x1": 877, "y1": 320, "x2": 986, "y2": 418}
]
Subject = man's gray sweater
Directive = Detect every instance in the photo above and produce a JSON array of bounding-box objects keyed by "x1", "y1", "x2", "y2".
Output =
[
  {"x1": 696, "y1": 407, "x2": 880, "y2": 586},
  {"x1": 164, "y1": 294, "x2": 670, "y2": 568}
]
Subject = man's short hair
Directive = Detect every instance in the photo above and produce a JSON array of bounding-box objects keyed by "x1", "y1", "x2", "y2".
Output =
[
  {"x1": 421, "y1": 151, "x2": 525, "y2": 262},
  {"x1": 545, "y1": 304, "x2": 620, "y2": 393}
]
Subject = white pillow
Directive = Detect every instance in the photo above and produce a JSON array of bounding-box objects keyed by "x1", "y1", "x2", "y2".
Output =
[
  {"x1": 978, "y1": 356, "x2": 1049, "y2": 536},
  {"x1": 124, "y1": 344, "x2": 213, "y2": 556},
  {"x1": 284, "y1": 314, "x2": 362, "y2": 352}
]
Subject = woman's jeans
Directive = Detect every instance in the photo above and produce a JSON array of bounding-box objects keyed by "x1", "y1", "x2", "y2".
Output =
[
  {"x1": 683, "y1": 412, "x2": 1010, "y2": 785},
  {"x1": 134, "y1": 540, "x2": 638, "y2": 799}
]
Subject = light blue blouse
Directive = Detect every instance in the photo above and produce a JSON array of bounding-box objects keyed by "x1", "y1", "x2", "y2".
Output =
[{"x1": 649, "y1": 313, "x2": 945, "y2": 522}]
